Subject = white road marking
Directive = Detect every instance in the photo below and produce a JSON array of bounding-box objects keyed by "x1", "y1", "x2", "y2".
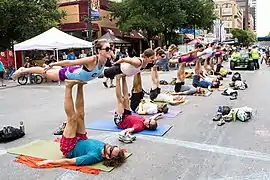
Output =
[
  {"x1": 87, "y1": 132, "x2": 270, "y2": 162},
  {"x1": 56, "y1": 170, "x2": 80, "y2": 180},
  {"x1": 0, "y1": 148, "x2": 7, "y2": 157},
  {"x1": 214, "y1": 172, "x2": 270, "y2": 180},
  {"x1": 137, "y1": 135, "x2": 270, "y2": 162}
]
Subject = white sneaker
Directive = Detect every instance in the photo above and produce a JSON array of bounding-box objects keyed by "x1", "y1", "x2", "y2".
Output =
[
  {"x1": 118, "y1": 134, "x2": 133, "y2": 143},
  {"x1": 126, "y1": 132, "x2": 136, "y2": 141}
]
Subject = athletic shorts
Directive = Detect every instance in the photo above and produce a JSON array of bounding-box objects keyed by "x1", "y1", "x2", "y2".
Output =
[
  {"x1": 60, "y1": 133, "x2": 88, "y2": 157},
  {"x1": 192, "y1": 75, "x2": 200, "y2": 87},
  {"x1": 150, "y1": 87, "x2": 161, "y2": 100},
  {"x1": 58, "y1": 66, "x2": 80, "y2": 81},
  {"x1": 114, "y1": 109, "x2": 132, "y2": 126},
  {"x1": 104, "y1": 64, "x2": 122, "y2": 79},
  {"x1": 0, "y1": 71, "x2": 3, "y2": 79},
  {"x1": 130, "y1": 91, "x2": 144, "y2": 112}
]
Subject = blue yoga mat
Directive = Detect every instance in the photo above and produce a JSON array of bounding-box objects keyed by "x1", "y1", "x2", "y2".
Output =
[
  {"x1": 109, "y1": 109, "x2": 182, "y2": 118},
  {"x1": 86, "y1": 120, "x2": 172, "y2": 136}
]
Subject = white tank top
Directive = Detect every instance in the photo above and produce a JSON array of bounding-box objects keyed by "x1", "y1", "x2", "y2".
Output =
[{"x1": 120, "y1": 58, "x2": 143, "y2": 76}]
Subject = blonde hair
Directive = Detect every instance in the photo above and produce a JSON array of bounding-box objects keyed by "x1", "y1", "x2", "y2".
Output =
[{"x1": 168, "y1": 44, "x2": 177, "y2": 52}]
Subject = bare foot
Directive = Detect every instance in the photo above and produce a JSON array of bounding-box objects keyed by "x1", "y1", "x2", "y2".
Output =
[
  {"x1": 12, "y1": 67, "x2": 25, "y2": 80},
  {"x1": 65, "y1": 79, "x2": 82, "y2": 87}
]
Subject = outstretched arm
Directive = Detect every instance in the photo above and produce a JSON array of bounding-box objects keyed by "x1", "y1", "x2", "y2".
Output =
[
  {"x1": 181, "y1": 50, "x2": 197, "y2": 57},
  {"x1": 49, "y1": 56, "x2": 95, "y2": 67},
  {"x1": 115, "y1": 57, "x2": 142, "y2": 68},
  {"x1": 36, "y1": 158, "x2": 76, "y2": 166},
  {"x1": 149, "y1": 113, "x2": 163, "y2": 121}
]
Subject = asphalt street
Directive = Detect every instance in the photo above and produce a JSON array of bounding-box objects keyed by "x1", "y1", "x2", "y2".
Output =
[{"x1": 0, "y1": 64, "x2": 270, "y2": 180}]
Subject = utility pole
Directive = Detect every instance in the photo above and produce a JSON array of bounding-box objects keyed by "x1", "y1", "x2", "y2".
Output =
[
  {"x1": 244, "y1": 0, "x2": 249, "y2": 30},
  {"x1": 88, "y1": 0, "x2": 92, "y2": 42}
]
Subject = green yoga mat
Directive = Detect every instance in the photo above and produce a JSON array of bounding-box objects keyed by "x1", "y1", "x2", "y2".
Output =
[{"x1": 7, "y1": 140, "x2": 132, "y2": 172}]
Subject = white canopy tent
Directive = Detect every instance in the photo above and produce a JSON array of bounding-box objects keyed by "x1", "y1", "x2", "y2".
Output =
[
  {"x1": 14, "y1": 27, "x2": 92, "y2": 51},
  {"x1": 13, "y1": 27, "x2": 93, "y2": 69}
]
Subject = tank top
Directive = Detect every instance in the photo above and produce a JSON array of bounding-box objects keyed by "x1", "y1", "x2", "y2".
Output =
[
  {"x1": 120, "y1": 58, "x2": 143, "y2": 76},
  {"x1": 66, "y1": 56, "x2": 104, "y2": 82}
]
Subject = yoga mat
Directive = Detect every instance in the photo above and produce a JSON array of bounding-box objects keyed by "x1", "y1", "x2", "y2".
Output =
[
  {"x1": 87, "y1": 120, "x2": 172, "y2": 136},
  {"x1": 8, "y1": 140, "x2": 132, "y2": 172},
  {"x1": 109, "y1": 109, "x2": 182, "y2": 118}
]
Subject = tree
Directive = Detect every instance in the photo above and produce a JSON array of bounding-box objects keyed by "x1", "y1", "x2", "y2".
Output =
[
  {"x1": 109, "y1": 0, "x2": 186, "y2": 45},
  {"x1": 181, "y1": 0, "x2": 217, "y2": 32},
  {"x1": 267, "y1": 32, "x2": 270, "y2": 36},
  {"x1": 0, "y1": 0, "x2": 66, "y2": 50},
  {"x1": 231, "y1": 28, "x2": 256, "y2": 46}
]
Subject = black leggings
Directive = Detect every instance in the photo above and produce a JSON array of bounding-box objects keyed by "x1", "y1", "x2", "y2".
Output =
[
  {"x1": 253, "y1": 59, "x2": 260, "y2": 70},
  {"x1": 104, "y1": 64, "x2": 122, "y2": 79}
]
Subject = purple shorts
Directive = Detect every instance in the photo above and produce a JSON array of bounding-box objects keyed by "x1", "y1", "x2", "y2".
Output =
[
  {"x1": 58, "y1": 66, "x2": 80, "y2": 81},
  {"x1": 178, "y1": 55, "x2": 196, "y2": 63}
]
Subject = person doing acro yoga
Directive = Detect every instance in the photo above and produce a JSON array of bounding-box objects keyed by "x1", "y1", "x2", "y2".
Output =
[
  {"x1": 103, "y1": 48, "x2": 156, "y2": 79},
  {"x1": 114, "y1": 75, "x2": 163, "y2": 143},
  {"x1": 170, "y1": 63, "x2": 211, "y2": 96},
  {"x1": 168, "y1": 43, "x2": 204, "y2": 64},
  {"x1": 12, "y1": 39, "x2": 111, "y2": 83},
  {"x1": 192, "y1": 58, "x2": 220, "y2": 92},
  {"x1": 149, "y1": 65, "x2": 186, "y2": 105},
  {"x1": 37, "y1": 80, "x2": 126, "y2": 167}
]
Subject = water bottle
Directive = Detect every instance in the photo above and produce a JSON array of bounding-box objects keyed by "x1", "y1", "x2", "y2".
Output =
[{"x1": 20, "y1": 121, "x2": 25, "y2": 133}]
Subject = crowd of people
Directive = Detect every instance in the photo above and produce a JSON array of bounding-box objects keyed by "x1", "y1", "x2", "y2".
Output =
[{"x1": 10, "y1": 39, "x2": 262, "y2": 168}]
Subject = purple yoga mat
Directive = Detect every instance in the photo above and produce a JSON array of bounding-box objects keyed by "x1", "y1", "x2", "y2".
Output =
[{"x1": 109, "y1": 109, "x2": 182, "y2": 118}]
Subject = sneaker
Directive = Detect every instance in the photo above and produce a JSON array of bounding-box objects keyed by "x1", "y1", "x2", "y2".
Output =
[
  {"x1": 126, "y1": 132, "x2": 136, "y2": 141},
  {"x1": 217, "y1": 119, "x2": 225, "y2": 126},
  {"x1": 110, "y1": 84, "x2": 116, "y2": 88},
  {"x1": 223, "y1": 115, "x2": 233, "y2": 122},
  {"x1": 103, "y1": 82, "x2": 108, "y2": 88},
  {"x1": 118, "y1": 134, "x2": 133, "y2": 143},
  {"x1": 53, "y1": 122, "x2": 66, "y2": 135},
  {"x1": 213, "y1": 114, "x2": 222, "y2": 121}
]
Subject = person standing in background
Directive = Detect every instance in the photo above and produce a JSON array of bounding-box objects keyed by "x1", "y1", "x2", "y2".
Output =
[
  {"x1": 79, "y1": 50, "x2": 87, "y2": 58},
  {"x1": 67, "y1": 49, "x2": 75, "y2": 60},
  {"x1": 62, "y1": 52, "x2": 67, "y2": 60},
  {"x1": 0, "y1": 60, "x2": 6, "y2": 87},
  {"x1": 250, "y1": 46, "x2": 260, "y2": 70},
  {"x1": 103, "y1": 44, "x2": 116, "y2": 88}
]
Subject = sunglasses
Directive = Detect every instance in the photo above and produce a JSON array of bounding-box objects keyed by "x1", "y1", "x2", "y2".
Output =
[
  {"x1": 101, "y1": 47, "x2": 112, "y2": 52},
  {"x1": 104, "y1": 145, "x2": 118, "y2": 158}
]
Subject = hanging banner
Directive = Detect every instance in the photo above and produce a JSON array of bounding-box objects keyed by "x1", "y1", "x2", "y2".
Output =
[{"x1": 90, "y1": 0, "x2": 100, "y2": 21}]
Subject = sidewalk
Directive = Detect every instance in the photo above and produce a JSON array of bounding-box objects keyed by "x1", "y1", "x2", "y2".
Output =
[{"x1": 0, "y1": 80, "x2": 19, "y2": 90}]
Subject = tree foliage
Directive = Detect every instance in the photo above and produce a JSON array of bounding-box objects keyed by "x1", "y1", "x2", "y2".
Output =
[
  {"x1": 109, "y1": 0, "x2": 216, "y2": 45},
  {"x1": 0, "y1": 0, "x2": 66, "y2": 50},
  {"x1": 231, "y1": 28, "x2": 256, "y2": 46}
]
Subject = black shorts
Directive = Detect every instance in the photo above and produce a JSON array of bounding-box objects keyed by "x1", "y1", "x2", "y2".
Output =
[
  {"x1": 104, "y1": 64, "x2": 122, "y2": 79},
  {"x1": 114, "y1": 109, "x2": 132, "y2": 126},
  {"x1": 0, "y1": 71, "x2": 3, "y2": 79},
  {"x1": 192, "y1": 75, "x2": 200, "y2": 87},
  {"x1": 174, "y1": 81, "x2": 185, "y2": 92},
  {"x1": 130, "y1": 91, "x2": 144, "y2": 112},
  {"x1": 150, "y1": 87, "x2": 161, "y2": 100}
]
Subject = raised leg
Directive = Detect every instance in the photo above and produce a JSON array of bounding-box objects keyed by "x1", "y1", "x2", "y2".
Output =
[
  {"x1": 176, "y1": 63, "x2": 185, "y2": 82},
  {"x1": 151, "y1": 66, "x2": 159, "y2": 90},
  {"x1": 121, "y1": 75, "x2": 130, "y2": 110},
  {"x1": 115, "y1": 75, "x2": 125, "y2": 115},
  {"x1": 132, "y1": 73, "x2": 142, "y2": 93},
  {"x1": 12, "y1": 67, "x2": 60, "y2": 81},
  {"x1": 75, "y1": 82, "x2": 86, "y2": 134},
  {"x1": 195, "y1": 59, "x2": 201, "y2": 75},
  {"x1": 62, "y1": 80, "x2": 79, "y2": 138}
]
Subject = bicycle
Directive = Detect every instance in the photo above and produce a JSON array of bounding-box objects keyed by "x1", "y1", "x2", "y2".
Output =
[{"x1": 17, "y1": 73, "x2": 44, "y2": 85}]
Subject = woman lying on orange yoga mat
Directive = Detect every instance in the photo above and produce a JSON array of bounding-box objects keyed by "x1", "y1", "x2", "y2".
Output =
[{"x1": 37, "y1": 80, "x2": 126, "y2": 167}]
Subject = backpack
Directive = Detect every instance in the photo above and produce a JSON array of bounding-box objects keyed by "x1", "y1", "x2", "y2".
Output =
[
  {"x1": 0, "y1": 126, "x2": 25, "y2": 143},
  {"x1": 232, "y1": 72, "x2": 241, "y2": 82},
  {"x1": 234, "y1": 107, "x2": 253, "y2": 122},
  {"x1": 234, "y1": 80, "x2": 248, "y2": 90}
]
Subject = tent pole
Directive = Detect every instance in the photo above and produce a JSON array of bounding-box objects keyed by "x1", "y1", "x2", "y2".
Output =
[
  {"x1": 56, "y1": 49, "x2": 61, "y2": 86},
  {"x1": 13, "y1": 49, "x2": 17, "y2": 70}
]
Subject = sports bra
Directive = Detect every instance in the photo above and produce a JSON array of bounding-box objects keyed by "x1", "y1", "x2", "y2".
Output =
[
  {"x1": 66, "y1": 56, "x2": 104, "y2": 82},
  {"x1": 120, "y1": 58, "x2": 143, "y2": 76}
]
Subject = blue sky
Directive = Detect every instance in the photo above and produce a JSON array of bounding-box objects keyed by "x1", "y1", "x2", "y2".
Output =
[{"x1": 257, "y1": 0, "x2": 270, "y2": 36}]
